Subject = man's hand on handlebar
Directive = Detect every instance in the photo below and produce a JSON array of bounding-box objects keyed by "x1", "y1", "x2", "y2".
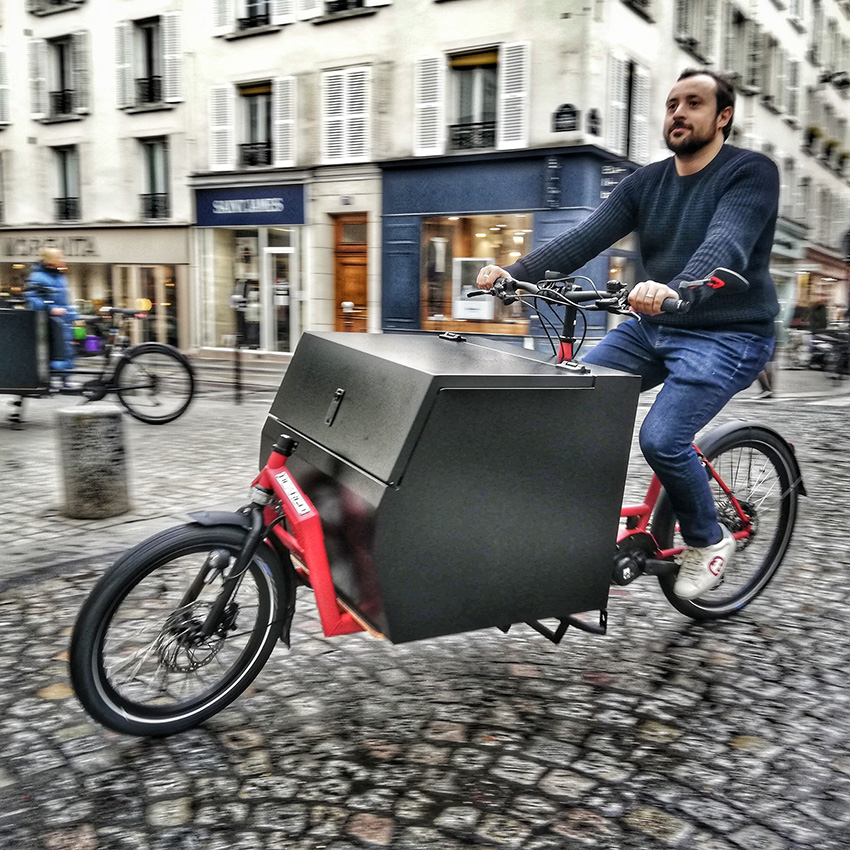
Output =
[
  {"x1": 476, "y1": 264, "x2": 511, "y2": 290},
  {"x1": 628, "y1": 280, "x2": 680, "y2": 316}
]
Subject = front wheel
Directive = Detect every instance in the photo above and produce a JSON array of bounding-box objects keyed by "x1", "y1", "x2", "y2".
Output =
[
  {"x1": 652, "y1": 425, "x2": 801, "y2": 620},
  {"x1": 112, "y1": 344, "x2": 195, "y2": 424},
  {"x1": 69, "y1": 524, "x2": 290, "y2": 736}
]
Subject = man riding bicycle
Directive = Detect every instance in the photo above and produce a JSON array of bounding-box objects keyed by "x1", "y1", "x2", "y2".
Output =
[{"x1": 477, "y1": 69, "x2": 778, "y2": 600}]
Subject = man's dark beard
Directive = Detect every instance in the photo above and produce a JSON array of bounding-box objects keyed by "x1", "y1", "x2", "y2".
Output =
[{"x1": 665, "y1": 126, "x2": 714, "y2": 155}]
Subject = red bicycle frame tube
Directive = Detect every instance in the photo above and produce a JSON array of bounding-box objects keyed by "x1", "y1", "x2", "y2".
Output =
[{"x1": 254, "y1": 449, "x2": 367, "y2": 638}]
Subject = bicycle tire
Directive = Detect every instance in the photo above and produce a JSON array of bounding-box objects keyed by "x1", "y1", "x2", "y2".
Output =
[
  {"x1": 112, "y1": 343, "x2": 195, "y2": 424},
  {"x1": 69, "y1": 524, "x2": 289, "y2": 736},
  {"x1": 651, "y1": 425, "x2": 800, "y2": 620}
]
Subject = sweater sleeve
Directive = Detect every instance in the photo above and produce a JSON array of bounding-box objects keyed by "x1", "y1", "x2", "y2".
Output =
[
  {"x1": 504, "y1": 171, "x2": 640, "y2": 283},
  {"x1": 669, "y1": 156, "x2": 779, "y2": 289}
]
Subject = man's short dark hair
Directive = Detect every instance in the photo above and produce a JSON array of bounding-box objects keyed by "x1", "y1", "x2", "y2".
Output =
[{"x1": 677, "y1": 68, "x2": 735, "y2": 140}]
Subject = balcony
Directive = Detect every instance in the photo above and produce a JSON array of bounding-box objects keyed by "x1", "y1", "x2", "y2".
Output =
[
  {"x1": 49, "y1": 89, "x2": 74, "y2": 118},
  {"x1": 28, "y1": 0, "x2": 85, "y2": 15},
  {"x1": 135, "y1": 76, "x2": 163, "y2": 105},
  {"x1": 54, "y1": 197, "x2": 80, "y2": 221},
  {"x1": 239, "y1": 142, "x2": 272, "y2": 167},
  {"x1": 326, "y1": 0, "x2": 366, "y2": 10},
  {"x1": 449, "y1": 121, "x2": 496, "y2": 151},
  {"x1": 237, "y1": 10, "x2": 271, "y2": 29},
  {"x1": 140, "y1": 193, "x2": 170, "y2": 220}
]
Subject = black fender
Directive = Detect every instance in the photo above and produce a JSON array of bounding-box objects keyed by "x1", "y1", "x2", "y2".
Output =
[
  {"x1": 187, "y1": 509, "x2": 252, "y2": 529},
  {"x1": 653, "y1": 420, "x2": 807, "y2": 528}
]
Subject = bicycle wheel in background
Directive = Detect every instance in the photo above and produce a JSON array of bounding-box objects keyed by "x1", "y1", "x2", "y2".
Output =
[
  {"x1": 652, "y1": 425, "x2": 802, "y2": 620},
  {"x1": 69, "y1": 524, "x2": 291, "y2": 736},
  {"x1": 113, "y1": 343, "x2": 195, "y2": 424}
]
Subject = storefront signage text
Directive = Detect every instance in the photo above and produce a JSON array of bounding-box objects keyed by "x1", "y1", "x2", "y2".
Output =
[
  {"x1": 600, "y1": 164, "x2": 629, "y2": 200},
  {"x1": 2, "y1": 235, "x2": 99, "y2": 259},
  {"x1": 211, "y1": 198, "x2": 286, "y2": 215},
  {"x1": 196, "y1": 185, "x2": 305, "y2": 227}
]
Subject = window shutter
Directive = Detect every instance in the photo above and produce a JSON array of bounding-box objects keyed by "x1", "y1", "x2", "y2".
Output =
[
  {"x1": 28, "y1": 39, "x2": 48, "y2": 120},
  {"x1": 209, "y1": 85, "x2": 235, "y2": 171},
  {"x1": 606, "y1": 53, "x2": 627, "y2": 157},
  {"x1": 630, "y1": 65, "x2": 651, "y2": 165},
  {"x1": 345, "y1": 67, "x2": 370, "y2": 161},
  {"x1": 323, "y1": 71, "x2": 345, "y2": 162},
  {"x1": 702, "y1": 1, "x2": 718, "y2": 62},
  {"x1": 786, "y1": 59, "x2": 800, "y2": 118},
  {"x1": 271, "y1": 0, "x2": 295, "y2": 25},
  {"x1": 497, "y1": 41, "x2": 529, "y2": 150},
  {"x1": 0, "y1": 50, "x2": 9, "y2": 125},
  {"x1": 162, "y1": 13, "x2": 182, "y2": 103},
  {"x1": 675, "y1": 0, "x2": 692, "y2": 40},
  {"x1": 414, "y1": 57, "x2": 444, "y2": 156},
  {"x1": 273, "y1": 76, "x2": 296, "y2": 166},
  {"x1": 298, "y1": 0, "x2": 322, "y2": 20},
  {"x1": 722, "y1": 2, "x2": 737, "y2": 74},
  {"x1": 746, "y1": 22, "x2": 763, "y2": 90},
  {"x1": 115, "y1": 22, "x2": 133, "y2": 108},
  {"x1": 213, "y1": 0, "x2": 233, "y2": 35},
  {"x1": 72, "y1": 31, "x2": 90, "y2": 114}
]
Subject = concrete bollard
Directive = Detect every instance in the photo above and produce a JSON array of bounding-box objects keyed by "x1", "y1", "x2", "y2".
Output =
[{"x1": 56, "y1": 403, "x2": 131, "y2": 519}]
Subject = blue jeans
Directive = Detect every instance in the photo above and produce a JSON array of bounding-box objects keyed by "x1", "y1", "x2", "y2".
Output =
[{"x1": 582, "y1": 319, "x2": 774, "y2": 547}]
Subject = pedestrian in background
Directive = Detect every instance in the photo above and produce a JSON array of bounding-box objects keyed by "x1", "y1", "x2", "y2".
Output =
[{"x1": 25, "y1": 247, "x2": 78, "y2": 372}]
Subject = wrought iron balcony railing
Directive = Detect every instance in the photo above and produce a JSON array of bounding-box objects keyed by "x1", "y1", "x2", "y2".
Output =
[
  {"x1": 237, "y1": 10, "x2": 271, "y2": 29},
  {"x1": 49, "y1": 89, "x2": 74, "y2": 117},
  {"x1": 135, "y1": 76, "x2": 163, "y2": 105},
  {"x1": 54, "y1": 196, "x2": 80, "y2": 221},
  {"x1": 326, "y1": 0, "x2": 366, "y2": 11},
  {"x1": 140, "y1": 193, "x2": 170, "y2": 220},
  {"x1": 239, "y1": 142, "x2": 273, "y2": 167},
  {"x1": 449, "y1": 121, "x2": 496, "y2": 151}
]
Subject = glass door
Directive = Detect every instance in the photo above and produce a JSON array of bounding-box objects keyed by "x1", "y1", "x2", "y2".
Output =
[{"x1": 263, "y1": 247, "x2": 297, "y2": 351}]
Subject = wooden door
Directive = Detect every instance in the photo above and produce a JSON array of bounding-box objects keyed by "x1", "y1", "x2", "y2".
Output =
[{"x1": 333, "y1": 213, "x2": 368, "y2": 332}]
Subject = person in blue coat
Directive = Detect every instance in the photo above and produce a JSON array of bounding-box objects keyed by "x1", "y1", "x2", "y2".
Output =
[{"x1": 25, "y1": 247, "x2": 78, "y2": 372}]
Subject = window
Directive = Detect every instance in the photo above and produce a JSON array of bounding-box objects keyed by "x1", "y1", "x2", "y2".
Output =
[
  {"x1": 322, "y1": 67, "x2": 370, "y2": 163},
  {"x1": 809, "y1": 0, "x2": 823, "y2": 65},
  {"x1": 54, "y1": 145, "x2": 79, "y2": 221},
  {"x1": 674, "y1": 0, "x2": 718, "y2": 62},
  {"x1": 27, "y1": 0, "x2": 85, "y2": 15},
  {"x1": 781, "y1": 157, "x2": 796, "y2": 219},
  {"x1": 0, "y1": 50, "x2": 9, "y2": 127},
  {"x1": 209, "y1": 78, "x2": 295, "y2": 170},
  {"x1": 28, "y1": 32, "x2": 89, "y2": 120},
  {"x1": 115, "y1": 14, "x2": 181, "y2": 108},
  {"x1": 761, "y1": 37, "x2": 785, "y2": 112},
  {"x1": 607, "y1": 54, "x2": 650, "y2": 164},
  {"x1": 413, "y1": 43, "x2": 529, "y2": 157},
  {"x1": 722, "y1": 4, "x2": 761, "y2": 91},
  {"x1": 213, "y1": 0, "x2": 297, "y2": 34},
  {"x1": 785, "y1": 59, "x2": 801, "y2": 121},
  {"x1": 140, "y1": 138, "x2": 169, "y2": 219},
  {"x1": 240, "y1": 0, "x2": 272, "y2": 28}
]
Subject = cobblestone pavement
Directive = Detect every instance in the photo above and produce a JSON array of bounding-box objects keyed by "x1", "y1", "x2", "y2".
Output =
[{"x1": 1, "y1": 385, "x2": 850, "y2": 849}]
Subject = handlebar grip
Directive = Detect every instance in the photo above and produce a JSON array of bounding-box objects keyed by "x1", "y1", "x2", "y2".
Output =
[
  {"x1": 466, "y1": 289, "x2": 487, "y2": 298},
  {"x1": 660, "y1": 297, "x2": 690, "y2": 314}
]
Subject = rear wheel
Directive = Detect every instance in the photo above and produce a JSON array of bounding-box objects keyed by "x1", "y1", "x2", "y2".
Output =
[
  {"x1": 652, "y1": 426, "x2": 801, "y2": 620},
  {"x1": 113, "y1": 344, "x2": 194, "y2": 424},
  {"x1": 69, "y1": 524, "x2": 289, "y2": 736}
]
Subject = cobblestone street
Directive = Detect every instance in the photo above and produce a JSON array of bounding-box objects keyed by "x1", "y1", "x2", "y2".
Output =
[{"x1": 1, "y1": 384, "x2": 849, "y2": 849}]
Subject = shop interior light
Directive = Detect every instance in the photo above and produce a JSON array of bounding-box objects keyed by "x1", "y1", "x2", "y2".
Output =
[
  {"x1": 514, "y1": 235, "x2": 524, "y2": 244},
  {"x1": 448, "y1": 216, "x2": 459, "y2": 221},
  {"x1": 476, "y1": 232, "x2": 487, "y2": 238},
  {"x1": 509, "y1": 251, "x2": 521, "y2": 257}
]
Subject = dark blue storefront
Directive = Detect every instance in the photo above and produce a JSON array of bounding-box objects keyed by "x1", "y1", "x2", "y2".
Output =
[{"x1": 380, "y1": 146, "x2": 641, "y2": 342}]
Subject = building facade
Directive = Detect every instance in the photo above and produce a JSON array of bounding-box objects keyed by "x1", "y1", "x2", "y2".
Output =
[{"x1": 1, "y1": 0, "x2": 849, "y2": 355}]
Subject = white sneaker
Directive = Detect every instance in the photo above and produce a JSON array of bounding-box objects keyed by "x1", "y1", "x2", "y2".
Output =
[{"x1": 674, "y1": 526, "x2": 735, "y2": 600}]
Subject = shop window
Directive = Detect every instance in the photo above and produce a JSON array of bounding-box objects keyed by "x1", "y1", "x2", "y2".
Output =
[
  {"x1": 53, "y1": 144, "x2": 80, "y2": 221},
  {"x1": 28, "y1": 32, "x2": 90, "y2": 120},
  {"x1": 420, "y1": 214, "x2": 532, "y2": 334},
  {"x1": 140, "y1": 137, "x2": 170, "y2": 219},
  {"x1": 115, "y1": 14, "x2": 182, "y2": 109},
  {"x1": 606, "y1": 54, "x2": 650, "y2": 164}
]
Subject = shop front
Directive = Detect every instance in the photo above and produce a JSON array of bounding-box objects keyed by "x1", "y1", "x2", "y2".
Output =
[
  {"x1": 800, "y1": 244, "x2": 849, "y2": 328},
  {"x1": 194, "y1": 184, "x2": 305, "y2": 354},
  {"x1": 770, "y1": 218, "x2": 807, "y2": 345},
  {"x1": 380, "y1": 148, "x2": 639, "y2": 344},
  {"x1": 0, "y1": 226, "x2": 190, "y2": 348}
]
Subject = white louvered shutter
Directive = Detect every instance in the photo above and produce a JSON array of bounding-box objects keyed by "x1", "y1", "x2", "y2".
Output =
[
  {"x1": 702, "y1": 1, "x2": 718, "y2": 62},
  {"x1": 675, "y1": 0, "x2": 692, "y2": 40},
  {"x1": 209, "y1": 85, "x2": 235, "y2": 171},
  {"x1": 746, "y1": 21, "x2": 763, "y2": 90},
  {"x1": 213, "y1": 0, "x2": 233, "y2": 35},
  {"x1": 273, "y1": 76, "x2": 296, "y2": 166},
  {"x1": 630, "y1": 65, "x2": 650, "y2": 165},
  {"x1": 298, "y1": 0, "x2": 321, "y2": 20},
  {"x1": 0, "y1": 50, "x2": 9, "y2": 125},
  {"x1": 115, "y1": 22, "x2": 133, "y2": 108},
  {"x1": 722, "y1": 3, "x2": 737, "y2": 74},
  {"x1": 162, "y1": 13, "x2": 182, "y2": 103},
  {"x1": 323, "y1": 71, "x2": 345, "y2": 162},
  {"x1": 414, "y1": 57, "x2": 444, "y2": 156},
  {"x1": 28, "y1": 39, "x2": 48, "y2": 119},
  {"x1": 271, "y1": 0, "x2": 296, "y2": 25},
  {"x1": 497, "y1": 42, "x2": 529, "y2": 150},
  {"x1": 346, "y1": 67, "x2": 370, "y2": 160},
  {"x1": 72, "y1": 31, "x2": 90, "y2": 114},
  {"x1": 606, "y1": 53, "x2": 628, "y2": 157}
]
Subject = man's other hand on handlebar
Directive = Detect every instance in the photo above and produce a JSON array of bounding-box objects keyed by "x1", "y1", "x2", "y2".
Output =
[
  {"x1": 476, "y1": 265, "x2": 511, "y2": 290},
  {"x1": 628, "y1": 281, "x2": 680, "y2": 316}
]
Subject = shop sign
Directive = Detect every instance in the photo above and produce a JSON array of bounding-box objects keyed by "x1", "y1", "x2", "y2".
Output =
[
  {"x1": 196, "y1": 185, "x2": 305, "y2": 227},
  {"x1": 553, "y1": 104, "x2": 579, "y2": 133},
  {"x1": 1, "y1": 235, "x2": 99, "y2": 260},
  {"x1": 600, "y1": 164, "x2": 628, "y2": 200}
]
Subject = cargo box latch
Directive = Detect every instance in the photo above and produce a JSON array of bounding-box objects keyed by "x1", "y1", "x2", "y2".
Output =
[{"x1": 325, "y1": 387, "x2": 345, "y2": 426}]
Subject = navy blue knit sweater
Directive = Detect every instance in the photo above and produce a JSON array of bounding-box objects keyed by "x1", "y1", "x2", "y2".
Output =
[{"x1": 505, "y1": 145, "x2": 780, "y2": 336}]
